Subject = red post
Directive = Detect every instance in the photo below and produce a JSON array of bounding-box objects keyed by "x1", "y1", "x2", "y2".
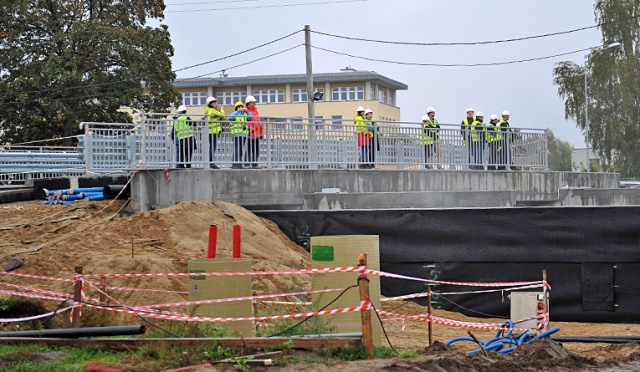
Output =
[
  {"x1": 207, "y1": 225, "x2": 218, "y2": 259},
  {"x1": 232, "y1": 225, "x2": 241, "y2": 258}
]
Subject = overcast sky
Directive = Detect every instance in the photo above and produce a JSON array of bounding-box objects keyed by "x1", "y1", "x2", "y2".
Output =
[{"x1": 162, "y1": 0, "x2": 603, "y2": 147}]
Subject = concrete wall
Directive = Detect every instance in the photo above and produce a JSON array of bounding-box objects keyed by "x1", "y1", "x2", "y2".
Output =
[
  {"x1": 559, "y1": 188, "x2": 640, "y2": 206},
  {"x1": 130, "y1": 169, "x2": 619, "y2": 212}
]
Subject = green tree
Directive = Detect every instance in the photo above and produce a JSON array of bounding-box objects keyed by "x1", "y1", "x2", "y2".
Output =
[
  {"x1": 0, "y1": 0, "x2": 179, "y2": 146},
  {"x1": 552, "y1": 1, "x2": 640, "y2": 177},
  {"x1": 546, "y1": 129, "x2": 573, "y2": 171}
]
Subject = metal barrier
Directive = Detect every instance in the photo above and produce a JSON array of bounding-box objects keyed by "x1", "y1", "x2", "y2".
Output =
[{"x1": 0, "y1": 115, "x2": 548, "y2": 186}]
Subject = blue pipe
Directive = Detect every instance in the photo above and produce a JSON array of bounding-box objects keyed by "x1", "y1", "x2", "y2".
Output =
[{"x1": 449, "y1": 324, "x2": 561, "y2": 355}]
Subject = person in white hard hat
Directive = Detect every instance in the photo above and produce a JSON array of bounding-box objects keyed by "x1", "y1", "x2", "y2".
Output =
[
  {"x1": 245, "y1": 95, "x2": 263, "y2": 168},
  {"x1": 354, "y1": 106, "x2": 370, "y2": 169},
  {"x1": 461, "y1": 108, "x2": 475, "y2": 169},
  {"x1": 172, "y1": 105, "x2": 196, "y2": 168},
  {"x1": 496, "y1": 110, "x2": 512, "y2": 170},
  {"x1": 204, "y1": 96, "x2": 225, "y2": 169},
  {"x1": 469, "y1": 111, "x2": 486, "y2": 169},
  {"x1": 486, "y1": 114, "x2": 500, "y2": 170},
  {"x1": 420, "y1": 107, "x2": 440, "y2": 169}
]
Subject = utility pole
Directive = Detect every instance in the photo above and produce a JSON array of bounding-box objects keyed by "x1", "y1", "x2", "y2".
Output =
[
  {"x1": 304, "y1": 25, "x2": 315, "y2": 121},
  {"x1": 304, "y1": 25, "x2": 318, "y2": 169}
]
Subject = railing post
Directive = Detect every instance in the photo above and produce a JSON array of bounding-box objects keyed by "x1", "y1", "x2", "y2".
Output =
[
  {"x1": 357, "y1": 253, "x2": 374, "y2": 359},
  {"x1": 84, "y1": 127, "x2": 93, "y2": 174},
  {"x1": 396, "y1": 140, "x2": 405, "y2": 170}
]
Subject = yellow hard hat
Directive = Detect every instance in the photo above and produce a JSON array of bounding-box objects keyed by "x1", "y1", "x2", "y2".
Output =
[{"x1": 235, "y1": 101, "x2": 244, "y2": 108}]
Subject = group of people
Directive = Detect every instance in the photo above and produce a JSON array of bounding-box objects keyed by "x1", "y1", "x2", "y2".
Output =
[
  {"x1": 417, "y1": 107, "x2": 513, "y2": 170},
  {"x1": 171, "y1": 99, "x2": 513, "y2": 170},
  {"x1": 170, "y1": 96, "x2": 263, "y2": 169}
]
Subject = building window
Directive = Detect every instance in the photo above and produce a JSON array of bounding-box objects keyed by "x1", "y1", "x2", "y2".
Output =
[
  {"x1": 332, "y1": 115, "x2": 343, "y2": 130},
  {"x1": 217, "y1": 91, "x2": 246, "y2": 106},
  {"x1": 314, "y1": 116, "x2": 324, "y2": 130},
  {"x1": 253, "y1": 89, "x2": 284, "y2": 104},
  {"x1": 332, "y1": 86, "x2": 364, "y2": 101},
  {"x1": 370, "y1": 87, "x2": 375, "y2": 100},
  {"x1": 293, "y1": 88, "x2": 324, "y2": 102},
  {"x1": 292, "y1": 117, "x2": 303, "y2": 131},
  {"x1": 274, "y1": 118, "x2": 286, "y2": 131},
  {"x1": 388, "y1": 92, "x2": 393, "y2": 106},
  {"x1": 182, "y1": 92, "x2": 207, "y2": 106},
  {"x1": 378, "y1": 90, "x2": 386, "y2": 104}
]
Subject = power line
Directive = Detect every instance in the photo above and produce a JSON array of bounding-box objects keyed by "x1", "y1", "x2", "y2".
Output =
[
  {"x1": 311, "y1": 14, "x2": 640, "y2": 46},
  {"x1": 176, "y1": 43, "x2": 303, "y2": 81},
  {"x1": 1, "y1": 30, "x2": 302, "y2": 97},
  {"x1": 311, "y1": 44, "x2": 596, "y2": 67},
  {"x1": 165, "y1": 0, "x2": 367, "y2": 13},
  {"x1": 173, "y1": 29, "x2": 302, "y2": 73}
]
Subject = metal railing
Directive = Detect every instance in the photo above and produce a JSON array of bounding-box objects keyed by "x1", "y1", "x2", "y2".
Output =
[{"x1": 0, "y1": 115, "x2": 548, "y2": 186}]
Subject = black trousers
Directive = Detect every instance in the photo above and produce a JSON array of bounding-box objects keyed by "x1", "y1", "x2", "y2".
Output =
[
  {"x1": 247, "y1": 137, "x2": 260, "y2": 167},
  {"x1": 233, "y1": 136, "x2": 245, "y2": 168},
  {"x1": 177, "y1": 137, "x2": 196, "y2": 169}
]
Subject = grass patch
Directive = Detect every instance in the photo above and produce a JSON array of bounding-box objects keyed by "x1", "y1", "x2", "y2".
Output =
[
  {"x1": 0, "y1": 344, "x2": 123, "y2": 372},
  {"x1": 257, "y1": 314, "x2": 335, "y2": 337},
  {"x1": 332, "y1": 346, "x2": 397, "y2": 361}
]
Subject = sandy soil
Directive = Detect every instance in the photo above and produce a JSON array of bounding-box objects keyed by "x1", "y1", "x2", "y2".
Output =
[{"x1": 2, "y1": 200, "x2": 640, "y2": 370}]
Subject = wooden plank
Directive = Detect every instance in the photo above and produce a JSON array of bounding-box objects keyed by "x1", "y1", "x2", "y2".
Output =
[{"x1": 0, "y1": 337, "x2": 362, "y2": 350}]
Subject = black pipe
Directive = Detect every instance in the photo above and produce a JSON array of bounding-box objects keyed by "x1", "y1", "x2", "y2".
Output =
[
  {"x1": 552, "y1": 336, "x2": 640, "y2": 343},
  {"x1": 102, "y1": 184, "x2": 129, "y2": 199},
  {"x1": 0, "y1": 325, "x2": 145, "y2": 338}
]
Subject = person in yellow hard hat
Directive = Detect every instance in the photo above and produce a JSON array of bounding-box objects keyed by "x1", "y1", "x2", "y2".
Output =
[
  {"x1": 354, "y1": 106, "x2": 369, "y2": 169},
  {"x1": 204, "y1": 96, "x2": 225, "y2": 169},
  {"x1": 228, "y1": 101, "x2": 252, "y2": 169}
]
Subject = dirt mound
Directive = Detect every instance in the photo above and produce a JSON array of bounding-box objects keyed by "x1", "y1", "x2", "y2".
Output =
[{"x1": 0, "y1": 200, "x2": 310, "y2": 308}]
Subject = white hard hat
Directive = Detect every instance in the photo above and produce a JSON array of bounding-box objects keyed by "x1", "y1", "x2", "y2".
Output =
[
  {"x1": 466, "y1": 107, "x2": 474, "y2": 113},
  {"x1": 426, "y1": 107, "x2": 435, "y2": 114},
  {"x1": 206, "y1": 96, "x2": 216, "y2": 104},
  {"x1": 421, "y1": 115, "x2": 429, "y2": 121},
  {"x1": 490, "y1": 114, "x2": 498, "y2": 120},
  {"x1": 177, "y1": 105, "x2": 187, "y2": 112},
  {"x1": 502, "y1": 110, "x2": 510, "y2": 116},
  {"x1": 476, "y1": 111, "x2": 484, "y2": 117},
  {"x1": 356, "y1": 106, "x2": 365, "y2": 112},
  {"x1": 245, "y1": 95, "x2": 256, "y2": 103},
  {"x1": 364, "y1": 108, "x2": 373, "y2": 115}
]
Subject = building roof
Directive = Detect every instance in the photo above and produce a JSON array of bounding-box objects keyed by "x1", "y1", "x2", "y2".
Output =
[{"x1": 174, "y1": 70, "x2": 408, "y2": 90}]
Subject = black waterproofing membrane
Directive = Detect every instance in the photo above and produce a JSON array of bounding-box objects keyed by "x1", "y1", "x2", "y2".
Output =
[{"x1": 255, "y1": 207, "x2": 640, "y2": 322}]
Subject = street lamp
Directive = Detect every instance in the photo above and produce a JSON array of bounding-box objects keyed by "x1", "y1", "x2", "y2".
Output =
[{"x1": 583, "y1": 41, "x2": 621, "y2": 172}]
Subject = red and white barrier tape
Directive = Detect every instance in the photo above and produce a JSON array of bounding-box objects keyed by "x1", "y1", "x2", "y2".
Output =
[
  {"x1": 376, "y1": 309, "x2": 548, "y2": 332},
  {"x1": 259, "y1": 301, "x2": 312, "y2": 306},
  {"x1": 0, "y1": 271, "x2": 74, "y2": 282},
  {"x1": 380, "y1": 283, "x2": 546, "y2": 301},
  {"x1": 0, "y1": 289, "x2": 68, "y2": 302},
  {"x1": 83, "y1": 266, "x2": 365, "y2": 278},
  {"x1": 82, "y1": 301, "x2": 372, "y2": 323},
  {"x1": 368, "y1": 269, "x2": 547, "y2": 288},
  {"x1": 0, "y1": 307, "x2": 72, "y2": 323},
  {"x1": 130, "y1": 287, "x2": 348, "y2": 312},
  {"x1": 0, "y1": 282, "x2": 71, "y2": 298},
  {"x1": 84, "y1": 280, "x2": 189, "y2": 295}
]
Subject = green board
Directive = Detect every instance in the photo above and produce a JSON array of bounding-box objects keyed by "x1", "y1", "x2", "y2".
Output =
[
  {"x1": 189, "y1": 269, "x2": 206, "y2": 281},
  {"x1": 312, "y1": 245, "x2": 335, "y2": 262}
]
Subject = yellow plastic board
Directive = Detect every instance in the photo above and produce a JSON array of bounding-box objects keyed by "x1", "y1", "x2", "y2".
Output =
[
  {"x1": 188, "y1": 258, "x2": 254, "y2": 337},
  {"x1": 310, "y1": 235, "x2": 382, "y2": 345}
]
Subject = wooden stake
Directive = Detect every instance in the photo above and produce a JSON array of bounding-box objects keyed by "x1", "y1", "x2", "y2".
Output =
[
  {"x1": 467, "y1": 330, "x2": 488, "y2": 357},
  {"x1": 357, "y1": 253, "x2": 374, "y2": 359},
  {"x1": 72, "y1": 266, "x2": 83, "y2": 328},
  {"x1": 131, "y1": 237, "x2": 134, "y2": 259},
  {"x1": 99, "y1": 277, "x2": 107, "y2": 305},
  {"x1": 427, "y1": 288, "x2": 433, "y2": 346},
  {"x1": 542, "y1": 269, "x2": 549, "y2": 331}
]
